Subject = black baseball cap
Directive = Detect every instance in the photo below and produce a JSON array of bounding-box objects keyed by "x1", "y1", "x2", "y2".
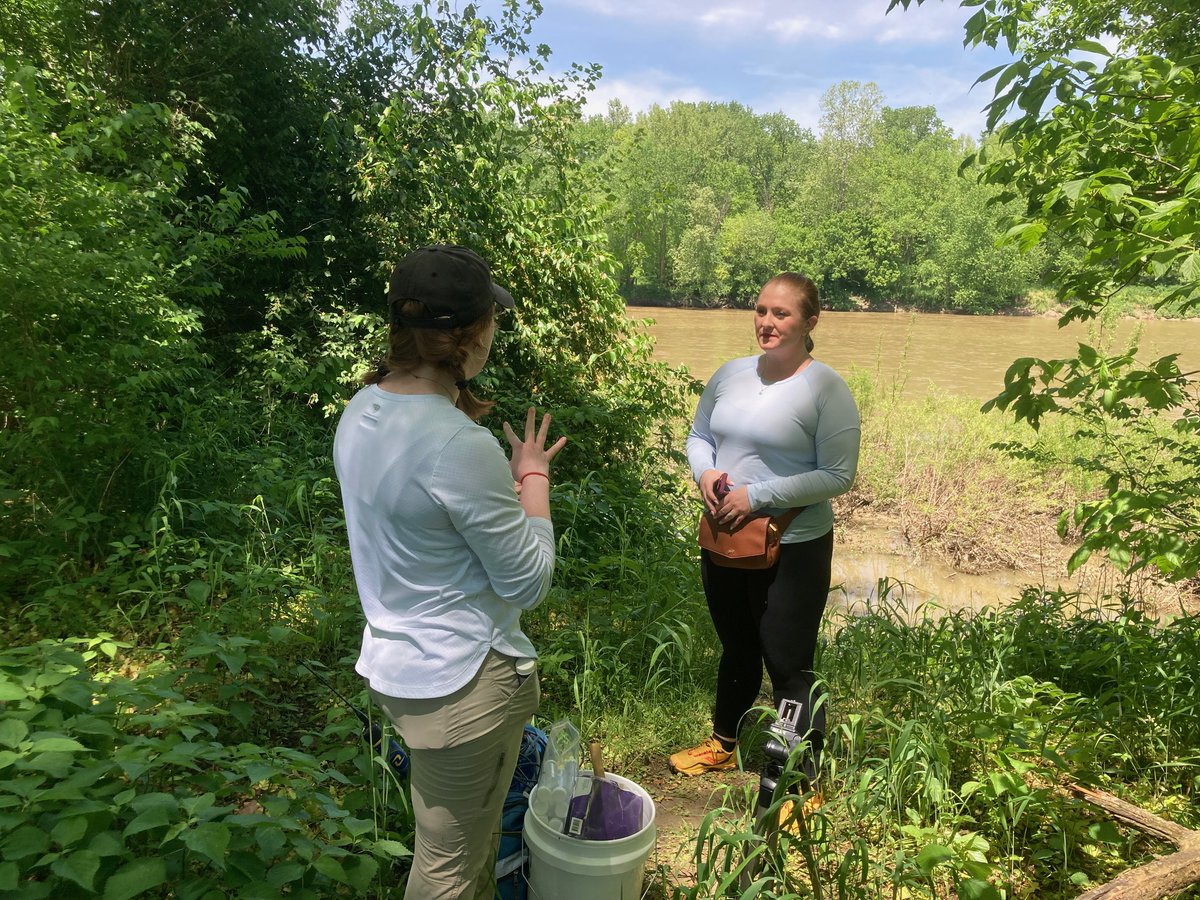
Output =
[{"x1": 388, "y1": 245, "x2": 515, "y2": 329}]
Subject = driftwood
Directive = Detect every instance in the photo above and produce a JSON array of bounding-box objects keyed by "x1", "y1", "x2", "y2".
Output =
[{"x1": 1068, "y1": 783, "x2": 1200, "y2": 900}]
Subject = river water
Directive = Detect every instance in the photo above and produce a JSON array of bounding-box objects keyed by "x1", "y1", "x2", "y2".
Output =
[
  {"x1": 630, "y1": 306, "x2": 1200, "y2": 614},
  {"x1": 630, "y1": 306, "x2": 1200, "y2": 401}
]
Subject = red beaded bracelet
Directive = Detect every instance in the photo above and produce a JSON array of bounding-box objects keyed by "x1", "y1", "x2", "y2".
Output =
[{"x1": 519, "y1": 471, "x2": 550, "y2": 485}]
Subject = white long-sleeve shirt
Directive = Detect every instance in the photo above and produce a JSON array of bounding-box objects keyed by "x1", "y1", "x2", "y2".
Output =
[
  {"x1": 333, "y1": 385, "x2": 555, "y2": 699},
  {"x1": 686, "y1": 356, "x2": 861, "y2": 543}
]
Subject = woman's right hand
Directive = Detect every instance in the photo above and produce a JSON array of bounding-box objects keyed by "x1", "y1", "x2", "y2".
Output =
[
  {"x1": 699, "y1": 469, "x2": 725, "y2": 515},
  {"x1": 504, "y1": 407, "x2": 568, "y2": 483}
]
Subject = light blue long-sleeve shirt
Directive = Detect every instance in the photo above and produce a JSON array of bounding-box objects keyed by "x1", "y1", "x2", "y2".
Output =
[
  {"x1": 687, "y1": 356, "x2": 861, "y2": 543},
  {"x1": 334, "y1": 385, "x2": 555, "y2": 699}
]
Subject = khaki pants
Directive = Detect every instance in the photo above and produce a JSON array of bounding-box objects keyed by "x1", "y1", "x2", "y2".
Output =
[{"x1": 371, "y1": 650, "x2": 540, "y2": 900}]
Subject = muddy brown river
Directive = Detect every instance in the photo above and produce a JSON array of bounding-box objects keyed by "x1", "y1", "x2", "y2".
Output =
[{"x1": 631, "y1": 306, "x2": 1200, "y2": 613}]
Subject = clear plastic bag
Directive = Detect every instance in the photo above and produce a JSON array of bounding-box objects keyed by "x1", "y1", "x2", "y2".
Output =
[{"x1": 529, "y1": 718, "x2": 580, "y2": 833}]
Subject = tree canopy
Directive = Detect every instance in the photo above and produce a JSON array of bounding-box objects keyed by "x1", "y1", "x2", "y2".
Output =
[
  {"x1": 892, "y1": 0, "x2": 1200, "y2": 580},
  {"x1": 580, "y1": 84, "x2": 1046, "y2": 311},
  {"x1": 0, "y1": 0, "x2": 690, "y2": 626}
]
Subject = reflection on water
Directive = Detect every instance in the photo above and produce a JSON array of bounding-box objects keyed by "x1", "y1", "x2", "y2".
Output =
[
  {"x1": 632, "y1": 306, "x2": 1200, "y2": 611},
  {"x1": 631, "y1": 306, "x2": 1200, "y2": 402},
  {"x1": 830, "y1": 537, "x2": 1065, "y2": 616}
]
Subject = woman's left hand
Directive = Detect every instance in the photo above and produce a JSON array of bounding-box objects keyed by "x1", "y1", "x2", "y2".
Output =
[
  {"x1": 715, "y1": 486, "x2": 752, "y2": 529},
  {"x1": 504, "y1": 407, "x2": 568, "y2": 481}
]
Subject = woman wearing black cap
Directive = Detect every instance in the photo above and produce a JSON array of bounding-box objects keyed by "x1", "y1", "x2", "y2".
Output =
[{"x1": 333, "y1": 245, "x2": 566, "y2": 899}]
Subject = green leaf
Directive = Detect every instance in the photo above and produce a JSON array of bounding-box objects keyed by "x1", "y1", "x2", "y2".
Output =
[
  {"x1": 51, "y1": 849, "x2": 102, "y2": 891},
  {"x1": 915, "y1": 843, "x2": 955, "y2": 874},
  {"x1": 1099, "y1": 183, "x2": 1131, "y2": 203},
  {"x1": 29, "y1": 737, "x2": 87, "y2": 753},
  {"x1": 123, "y1": 805, "x2": 173, "y2": 836},
  {"x1": 3, "y1": 824, "x2": 51, "y2": 859},
  {"x1": 344, "y1": 855, "x2": 379, "y2": 893},
  {"x1": 89, "y1": 831, "x2": 124, "y2": 857},
  {"x1": 0, "y1": 719, "x2": 28, "y2": 748},
  {"x1": 1179, "y1": 251, "x2": 1200, "y2": 283},
  {"x1": 0, "y1": 682, "x2": 27, "y2": 702},
  {"x1": 312, "y1": 854, "x2": 348, "y2": 883},
  {"x1": 255, "y1": 826, "x2": 287, "y2": 858},
  {"x1": 243, "y1": 762, "x2": 279, "y2": 784},
  {"x1": 51, "y1": 815, "x2": 90, "y2": 849},
  {"x1": 0, "y1": 860, "x2": 18, "y2": 891},
  {"x1": 129, "y1": 792, "x2": 178, "y2": 813},
  {"x1": 342, "y1": 816, "x2": 375, "y2": 837},
  {"x1": 1067, "y1": 544, "x2": 1093, "y2": 573},
  {"x1": 959, "y1": 877, "x2": 1003, "y2": 900},
  {"x1": 1075, "y1": 39, "x2": 1111, "y2": 57},
  {"x1": 184, "y1": 581, "x2": 211, "y2": 604},
  {"x1": 101, "y1": 857, "x2": 167, "y2": 900},
  {"x1": 266, "y1": 862, "x2": 305, "y2": 886},
  {"x1": 26, "y1": 751, "x2": 77, "y2": 776},
  {"x1": 372, "y1": 838, "x2": 412, "y2": 859},
  {"x1": 1061, "y1": 178, "x2": 1088, "y2": 202},
  {"x1": 1089, "y1": 821, "x2": 1123, "y2": 844},
  {"x1": 182, "y1": 822, "x2": 230, "y2": 869},
  {"x1": 973, "y1": 63, "x2": 1008, "y2": 88}
]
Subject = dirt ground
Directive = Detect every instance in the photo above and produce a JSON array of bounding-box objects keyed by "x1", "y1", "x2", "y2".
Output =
[
  {"x1": 637, "y1": 765, "x2": 761, "y2": 895},
  {"x1": 835, "y1": 507, "x2": 1200, "y2": 619}
]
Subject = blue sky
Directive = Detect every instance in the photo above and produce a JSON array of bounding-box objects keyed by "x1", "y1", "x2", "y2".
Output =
[{"x1": 495, "y1": 0, "x2": 1014, "y2": 140}]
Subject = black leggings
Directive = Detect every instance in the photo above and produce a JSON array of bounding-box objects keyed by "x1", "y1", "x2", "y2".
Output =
[{"x1": 702, "y1": 529, "x2": 834, "y2": 775}]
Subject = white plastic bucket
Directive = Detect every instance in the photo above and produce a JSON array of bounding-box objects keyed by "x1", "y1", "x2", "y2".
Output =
[{"x1": 523, "y1": 773, "x2": 656, "y2": 900}]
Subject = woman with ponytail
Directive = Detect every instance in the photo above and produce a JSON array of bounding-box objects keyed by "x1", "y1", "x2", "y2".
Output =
[
  {"x1": 334, "y1": 245, "x2": 566, "y2": 899},
  {"x1": 668, "y1": 272, "x2": 860, "y2": 823}
]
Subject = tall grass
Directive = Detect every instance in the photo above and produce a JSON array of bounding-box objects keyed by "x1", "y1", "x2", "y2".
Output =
[
  {"x1": 7, "y1": 357, "x2": 1197, "y2": 897},
  {"x1": 656, "y1": 584, "x2": 1200, "y2": 898},
  {"x1": 845, "y1": 366, "x2": 1093, "y2": 575}
]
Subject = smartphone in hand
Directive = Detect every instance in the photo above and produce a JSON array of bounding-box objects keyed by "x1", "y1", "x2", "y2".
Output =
[{"x1": 714, "y1": 472, "x2": 731, "y2": 499}]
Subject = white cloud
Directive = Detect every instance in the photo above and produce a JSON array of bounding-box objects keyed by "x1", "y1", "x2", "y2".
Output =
[
  {"x1": 577, "y1": 70, "x2": 713, "y2": 118},
  {"x1": 558, "y1": 0, "x2": 971, "y2": 45},
  {"x1": 871, "y1": 61, "x2": 993, "y2": 136},
  {"x1": 477, "y1": 0, "x2": 1010, "y2": 138},
  {"x1": 749, "y1": 86, "x2": 827, "y2": 131}
]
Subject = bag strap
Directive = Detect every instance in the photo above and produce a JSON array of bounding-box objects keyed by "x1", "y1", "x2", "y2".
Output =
[{"x1": 772, "y1": 507, "x2": 804, "y2": 531}]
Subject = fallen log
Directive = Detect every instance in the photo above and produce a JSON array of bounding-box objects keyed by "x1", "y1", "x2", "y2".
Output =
[{"x1": 1067, "y1": 783, "x2": 1200, "y2": 900}]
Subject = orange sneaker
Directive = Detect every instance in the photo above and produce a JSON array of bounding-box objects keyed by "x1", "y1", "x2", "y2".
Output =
[
  {"x1": 777, "y1": 791, "x2": 823, "y2": 834},
  {"x1": 668, "y1": 736, "x2": 737, "y2": 776}
]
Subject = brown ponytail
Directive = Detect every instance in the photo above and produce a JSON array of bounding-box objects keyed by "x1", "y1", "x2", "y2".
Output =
[{"x1": 364, "y1": 300, "x2": 496, "y2": 421}]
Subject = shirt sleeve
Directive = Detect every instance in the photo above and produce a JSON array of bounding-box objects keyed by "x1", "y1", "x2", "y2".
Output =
[
  {"x1": 686, "y1": 371, "x2": 722, "y2": 483},
  {"x1": 748, "y1": 376, "x2": 861, "y2": 510},
  {"x1": 430, "y1": 424, "x2": 556, "y2": 610}
]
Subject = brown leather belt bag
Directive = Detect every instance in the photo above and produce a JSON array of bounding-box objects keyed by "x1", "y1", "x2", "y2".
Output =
[{"x1": 697, "y1": 508, "x2": 803, "y2": 569}]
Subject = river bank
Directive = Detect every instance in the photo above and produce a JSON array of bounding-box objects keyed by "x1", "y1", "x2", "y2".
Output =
[
  {"x1": 834, "y1": 503, "x2": 1198, "y2": 620},
  {"x1": 626, "y1": 286, "x2": 1198, "y2": 320}
]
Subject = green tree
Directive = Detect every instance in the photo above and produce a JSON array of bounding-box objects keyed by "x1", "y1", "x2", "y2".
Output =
[
  {"x1": 595, "y1": 100, "x2": 803, "y2": 299},
  {"x1": 893, "y1": 0, "x2": 1200, "y2": 578},
  {"x1": 670, "y1": 187, "x2": 728, "y2": 303},
  {"x1": 815, "y1": 80, "x2": 885, "y2": 212},
  {"x1": 0, "y1": 0, "x2": 358, "y2": 336},
  {"x1": 856, "y1": 108, "x2": 1042, "y2": 310},
  {"x1": 719, "y1": 208, "x2": 803, "y2": 304},
  {"x1": 0, "y1": 63, "x2": 300, "y2": 602},
  {"x1": 0, "y1": 0, "x2": 692, "y2": 634}
]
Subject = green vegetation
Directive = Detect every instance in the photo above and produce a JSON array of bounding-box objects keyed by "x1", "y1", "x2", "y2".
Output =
[
  {"x1": 2, "y1": 0, "x2": 1198, "y2": 898},
  {"x1": 580, "y1": 91, "x2": 1048, "y2": 312},
  {"x1": 658, "y1": 587, "x2": 1200, "y2": 899},
  {"x1": 948, "y1": 0, "x2": 1200, "y2": 584}
]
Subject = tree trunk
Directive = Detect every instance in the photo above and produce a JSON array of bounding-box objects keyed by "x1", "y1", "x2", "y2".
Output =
[{"x1": 1068, "y1": 783, "x2": 1200, "y2": 900}]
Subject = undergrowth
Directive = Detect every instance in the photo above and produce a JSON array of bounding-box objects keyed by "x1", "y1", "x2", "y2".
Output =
[{"x1": 3, "y1": 370, "x2": 1196, "y2": 898}]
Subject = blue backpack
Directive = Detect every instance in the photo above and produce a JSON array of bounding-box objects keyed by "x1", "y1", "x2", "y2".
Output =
[{"x1": 495, "y1": 724, "x2": 547, "y2": 899}]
